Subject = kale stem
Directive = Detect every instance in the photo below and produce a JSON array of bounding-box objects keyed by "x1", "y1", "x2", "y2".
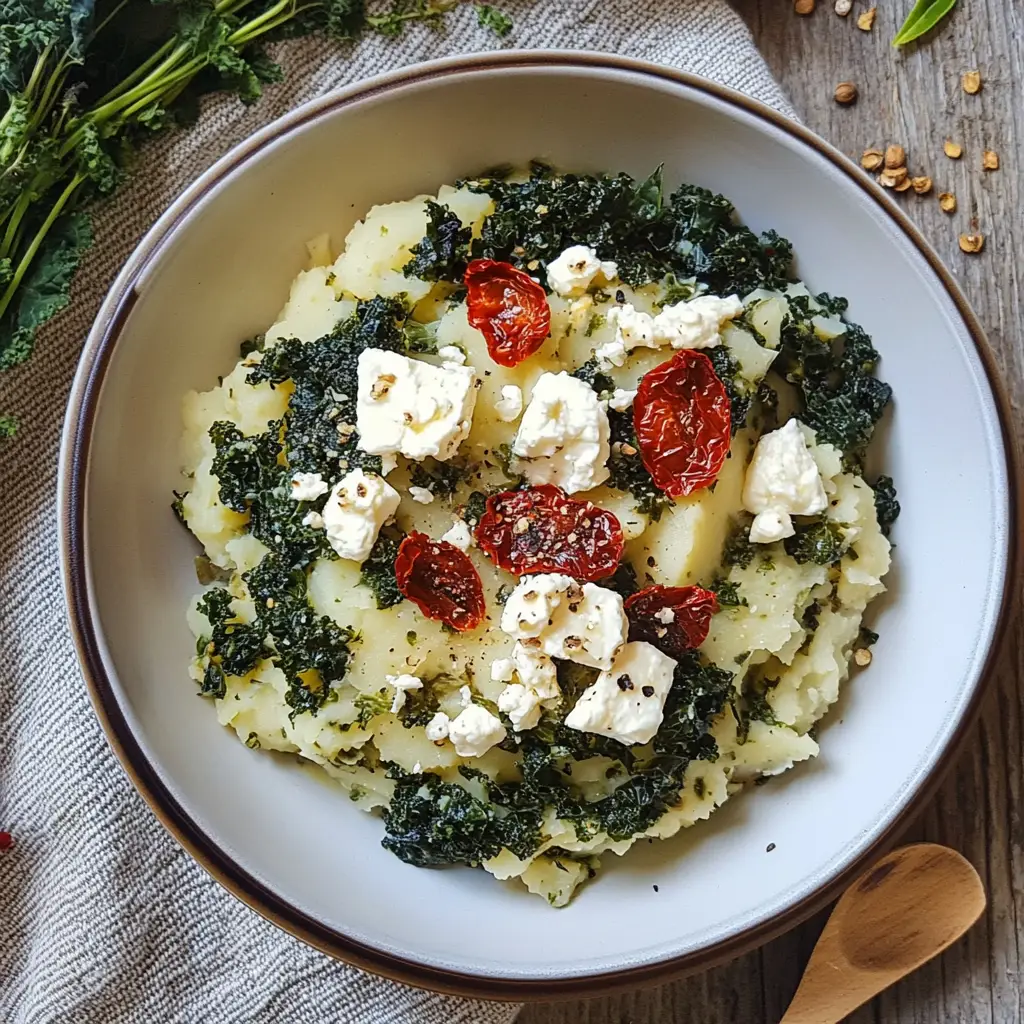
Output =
[
  {"x1": 0, "y1": 175, "x2": 85, "y2": 326},
  {"x1": 89, "y1": 39, "x2": 177, "y2": 109},
  {"x1": 0, "y1": 191, "x2": 34, "y2": 262}
]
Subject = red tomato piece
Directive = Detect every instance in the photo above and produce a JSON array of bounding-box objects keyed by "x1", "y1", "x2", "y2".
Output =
[
  {"x1": 624, "y1": 585, "x2": 719, "y2": 658},
  {"x1": 633, "y1": 350, "x2": 731, "y2": 498},
  {"x1": 395, "y1": 532, "x2": 486, "y2": 632},
  {"x1": 475, "y1": 485, "x2": 624, "y2": 582},
  {"x1": 465, "y1": 259, "x2": 551, "y2": 367}
]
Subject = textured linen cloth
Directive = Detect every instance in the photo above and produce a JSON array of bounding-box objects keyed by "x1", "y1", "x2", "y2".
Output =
[{"x1": 0, "y1": 3, "x2": 793, "y2": 1021}]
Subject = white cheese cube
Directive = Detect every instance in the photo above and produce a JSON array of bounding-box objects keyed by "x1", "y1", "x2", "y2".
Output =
[
  {"x1": 319, "y1": 469, "x2": 400, "y2": 563},
  {"x1": 440, "y1": 519, "x2": 474, "y2": 551},
  {"x1": 546, "y1": 244, "x2": 618, "y2": 297},
  {"x1": 386, "y1": 673, "x2": 423, "y2": 714},
  {"x1": 447, "y1": 704, "x2": 507, "y2": 758},
  {"x1": 500, "y1": 573, "x2": 627, "y2": 670},
  {"x1": 289, "y1": 471, "x2": 329, "y2": 501},
  {"x1": 565, "y1": 641, "x2": 677, "y2": 746},
  {"x1": 355, "y1": 348, "x2": 477, "y2": 462},
  {"x1": 493, "y1": 642, "x2": 560, "y2": 731},
  {"x1": 743, "y1": 419, "x2": 828, "y2": 543},
  {"x1": 512, "y1": 371, "x2": 610, "y2": 494}
]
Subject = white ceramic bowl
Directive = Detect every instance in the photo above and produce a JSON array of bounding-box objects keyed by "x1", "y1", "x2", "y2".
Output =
[{"x1": 60, "y1": 53, "x2": 1019, "y2": 998}]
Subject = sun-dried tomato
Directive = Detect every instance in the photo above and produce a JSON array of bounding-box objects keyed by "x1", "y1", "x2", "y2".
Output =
[
  {"x1": 624, "y1": 585, "x2": 719, "y2": 658},
  {"x1": 633, "y1": 350, "x2": 731, "y2": 498},
  {"x1": 475, "y1": 485, "x2": 624, "y2": 582},
  {"x1": 0, "y1": 831, "x2": 12, "y2": 851},
  {"x1": 465, "y1": 259, "x2": 551, "y2": 367},
  {"x1": 395, "y1": 532, "x2": 486, "y2": 632}
]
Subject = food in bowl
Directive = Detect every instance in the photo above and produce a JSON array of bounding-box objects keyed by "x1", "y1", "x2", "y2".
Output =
[{"x1": 176, "y1": 165, "x2": 897, "y2": 906}]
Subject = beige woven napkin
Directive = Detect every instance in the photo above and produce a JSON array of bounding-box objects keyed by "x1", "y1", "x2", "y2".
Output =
[{"x1": 0, "y1": 3, "x2": 792, "y2": 1020}]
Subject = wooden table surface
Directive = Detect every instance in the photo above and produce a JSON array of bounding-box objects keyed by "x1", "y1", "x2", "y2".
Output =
[{"x1": 521, "y1": 4, "x2": 1023, "y2": 1022}]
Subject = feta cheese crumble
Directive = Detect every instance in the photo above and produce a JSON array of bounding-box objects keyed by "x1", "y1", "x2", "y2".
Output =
[
  {"x1": 408, "y1": 486, "x2": 434, "y2": 504},
  {"x1": 319, "y1": 468, "x2": 400, "y2": 563},
  {"x1": 742, "y1": 418, "x2": 828, "y2": 543},
  {"x1": 565, "y1": 641, "x2": 677, "y2": 745},
  {"x1": 290, "y1": 472, "x2": 329, "y2": 501},
  {"x1": 492, "y1": 643, "x2": 560, "y2": 731},
  {"x1": 356, "y1": 348, "x2": 477, "y2": 462},
  {"x1": 511, "y1": 371, "x2": 610, "y2": 494},
  {"x1": 500, "y1": 573, "x2": 627, "y2": 670},
  {"x1": 425, "y1": 711, "x2": 450, "y2": 742},
  {"x1": 437, "y1": 344, "x2": 467, "y2": 365},
  {"x1": 596, "y1": 294, "x2": 743, "y2": 368},
  {"x1": 386, "y1": 673, "x2": 423, "y2": 714},
  {"x1": 546, "y1": 244, "x2": 618, "y2": 297},
  {"x1": 607, "y1": 387, "x2": 636, "y2": 412},
  {"x1": 494, "y1": 384, "x2": 524, "y2": 422},
  {"x1": 447, "y1": 704, "x2": 507, "y2": 758},
  {"x1": 440, "y1": 519, "x2": 474, "y2": 551}
]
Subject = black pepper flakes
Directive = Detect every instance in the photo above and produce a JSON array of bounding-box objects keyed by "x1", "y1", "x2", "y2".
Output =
[
  {"x1": 616, "y1": 674, "x2": 634, "y2": 691},
  {"x1": 766, "y1": 842, "x2": 776, "y2": 853},
  {"x1": 642, "y1": 685, "x2": 655, "y2": 697}
]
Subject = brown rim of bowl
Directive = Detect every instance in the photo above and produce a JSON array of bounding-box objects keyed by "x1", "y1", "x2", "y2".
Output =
[{"x1": 61, "y1": 50, "x2": 1022, "y2": 1002}]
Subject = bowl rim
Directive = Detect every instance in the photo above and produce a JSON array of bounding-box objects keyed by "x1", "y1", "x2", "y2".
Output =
[{"x1": 58, "y1": 49, "x2": 1022, "y2": 1000}]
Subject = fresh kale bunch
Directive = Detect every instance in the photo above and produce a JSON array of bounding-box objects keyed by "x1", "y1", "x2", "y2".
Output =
[{"x1": 0, "y1": 0, "x2": 511, "y2": 431}]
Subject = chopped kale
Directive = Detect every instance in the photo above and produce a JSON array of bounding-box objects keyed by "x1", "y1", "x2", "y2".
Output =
[
  {"x1": 382, "y1": 772, "x2": 505, "y2": 867},
  {"x1": 241, "y1": 553, "x2": 357, "y2": 717},
  {"x1": 458, "y1": 490, "x2": 489, "y2": 528},
  {"x1": 659, "y1": 273, "x2": 699, "y2": 305},
  {"x1": 403, "y1": 201, "x2": 470, "y2": 283},
  {"x1": 856, "y1": 625, "x2": 879, "y2": 649},
  {"x1": 402, "y1": 318, "x2": 439, "y2": 353},
  {"x1": 354, "y1": 689, "x2": 391, "y2": 727},
  {"x1": 709, "y1": 577, "x2": 746, "y2": 607},
  {"x1": 398, "y1": 676, "x2": 446, "y2": 727},
  {"x1": 409, "y1": 457, "x2": 468, "y2": 499},
  {"x1": 239, "y1": 334, "x2": 266, "y2": 359},
  {"x1": 706, "y1": 346, "x2": 754, "y2": 433},
  {"x1": 784, "y1": 518, "x2": 847, "y2": 565},
  {"x1": 195, "y1": 587, "x2": 267, "y2": 698},
  {"x1": 208, "y1": 420, "x2": 283, "y2": 515},
  {"x1": 775, "y1": 299, "x2": 892, "y2": 467},
  {"x1": 603, "y1": 560, "x2": 639, "y2": 600},
  {"x1": 605, "y1": 407, "x2": 671, "y2": 520},
  {"x1": 462, "y1": 166, "x2": 795, "y2": 295},
  {"x1": 872, "y1": 475, "x2": 900, "y2": 535},
  {"x1": 359, "y1": 532, "x2": 405, "y2": 610},
  {"x1": 569, "y1": 358, "x2": 615, "y2": 396},
  {"x1": 247, "y1": 296, "x2": 407, "y2": 479},
  {"x1": 722, "y1": 518, "x2": 757, "y2": 569}
]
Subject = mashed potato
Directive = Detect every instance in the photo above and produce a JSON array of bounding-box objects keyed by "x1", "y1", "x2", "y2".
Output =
[{"x1": 177, "y1": 171, "x2": 893, "y2": 905}]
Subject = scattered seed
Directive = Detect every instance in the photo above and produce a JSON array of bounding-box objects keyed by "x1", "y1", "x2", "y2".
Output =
[
  {"x1": 911, "y1": 176, "x2": 933, "y2": 195},
  {"x1": 962, "y1": 70, "x2": 982, "y2": 95},
  {"x1": 938, "y1": 191, "x2": 957, "y2": 213},
  {"x1": 959, "y1": 232, "x2": 985, "y2": 254},
  {"x1": 834, "y1": 81, "x2": 858, "y2": 105},
  {"x1": 894, "y1": 177, "x2": 913, "y2": 192},
  {"x1": 983, "y1": 149, "x2": 999, "y2": 171},
  {"x1": 879, "y1": 166, "x2": 908, "y2": 188},
  {"x1": 860, "y1": 148, "x2": 884, "y2": 171},
  {"x1": 856, "y1": 6, "x2": 876, "y2": 30},
  {"x1": 794, "y1": 0, "x2": 815, "y2": 13},
  {"x1": 854, "y1": 648, "x2": 873, "y2": 667},
  {"x1": 884, "y1": 144, "x2": 906, "y2": 169},
  {"x1": 835, "y1": 0, "x2": 852, "y2": 12},
  {"x1": 944, "y1": 139, "x2": 963, "y2": 159}
]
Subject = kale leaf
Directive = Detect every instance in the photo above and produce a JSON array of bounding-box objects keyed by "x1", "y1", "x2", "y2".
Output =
[
  {"x1": 242, "y1": 553, "x2": 357, "y2": 716},
  {"x1": 605, "y1": 407, "x2": 671, "y2": 520},
  {"x1": 722, "y1": 517, "x2": 756, "y2": 569},
  {"x1": 195, "y1": 587, "x2": 267, "y2": 698},
  {"x1": 359, "y1": 531, "x2": 405, "y2": 609},
  {"x1": 872, "y1": 475, "x2": 900, "y2": 535},
  {"x1": 707, "y1": 345, "x2": 755, "y2": 433},
  {"x1": 408, "y1": 457, "x2": 467, "y2": 499},
  {"x1": 475, "y1": 4, "x2": 513, "y2": 37},
  {"x1": 784, "y1": 518, "x2": 847, "y2": 565},
  {"x1": 708, "y1": 577, "x2": 746, "y2": 607},
  {"x1": 403, "y1": 200, "x2": 470, "y2": 283}
]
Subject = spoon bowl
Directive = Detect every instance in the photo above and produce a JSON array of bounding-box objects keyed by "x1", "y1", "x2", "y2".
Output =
[{"x1": 781, "y1": 844, "x2": 986, "y2": 1024}]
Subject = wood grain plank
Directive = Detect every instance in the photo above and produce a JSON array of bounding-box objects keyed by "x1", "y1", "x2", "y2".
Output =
[{"x1": 522, "y1": 3, "x2": 1023, "y2": 1020}]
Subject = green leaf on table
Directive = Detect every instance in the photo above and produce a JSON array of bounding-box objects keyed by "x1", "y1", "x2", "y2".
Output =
[
  {"x1": 475, "y1": 4, "x2": 513, "y2": 37},
  {"x1": 893, "y1": 0, "x2": 957, "y2": 46},
  {"x1": 0, "y1": 212, "x2": 93, "y2": 371}
]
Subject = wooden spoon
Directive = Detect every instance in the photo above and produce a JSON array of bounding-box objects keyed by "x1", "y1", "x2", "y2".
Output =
[{"x1": 780, "y1": 843, "x2": 986, "y2": 1024}]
